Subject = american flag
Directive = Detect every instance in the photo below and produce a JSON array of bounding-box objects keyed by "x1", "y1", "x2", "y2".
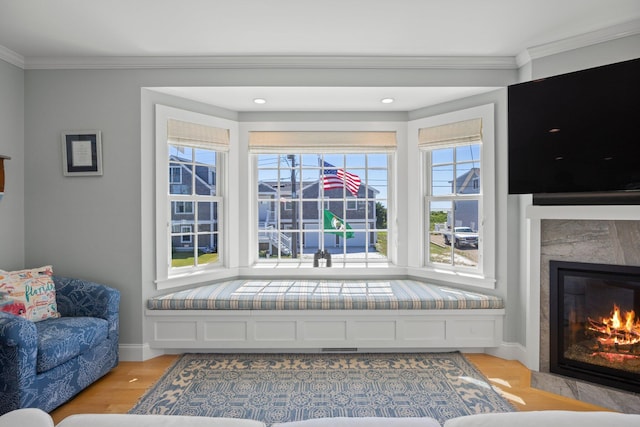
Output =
[{"x1": 322, "y1": 161, "x2": 361, "y2": 196}]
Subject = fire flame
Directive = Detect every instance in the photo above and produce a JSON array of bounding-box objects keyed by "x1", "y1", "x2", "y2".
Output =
[{"x1": 590, "y1": 304, "x2": 640, "y2": 347}]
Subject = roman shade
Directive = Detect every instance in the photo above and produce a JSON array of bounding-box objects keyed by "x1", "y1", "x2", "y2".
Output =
[
  {"x1": 249, "y1": 131, "x2": 397, "y2": 153},
  {"x1": 418, "y1": 118, "x2": 482, "y2": 150},
  {"x1": 168, "y1": 118, "x2": 230, "y2": 151}
]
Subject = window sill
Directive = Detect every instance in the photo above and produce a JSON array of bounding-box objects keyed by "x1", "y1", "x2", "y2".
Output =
[
  {"x1": 155, "y1": 264, "x2": 495, "y2": 292},
  {"x1": 241, "y1": 262, "x2": 406, "y2": 279},
  {"x1": 155, "y1": 268, "x2": 237, "y2": 290},
  {"x1": 406, "y1": 266, "x2": 496, "y2": 290}
]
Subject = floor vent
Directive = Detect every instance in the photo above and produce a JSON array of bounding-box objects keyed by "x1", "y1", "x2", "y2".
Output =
[{"x1": 321, "y1": 348, "x2": 358, "y2": 352}]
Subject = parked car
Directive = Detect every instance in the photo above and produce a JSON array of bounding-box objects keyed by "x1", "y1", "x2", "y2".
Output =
[{"x1": 441, "y1": 226, "x2": 478, "y2": 248}]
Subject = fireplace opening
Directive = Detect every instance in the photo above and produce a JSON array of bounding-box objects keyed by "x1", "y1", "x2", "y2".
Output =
[{"x1": 550, "y1": 260, "x2": 640, "y2": 393}]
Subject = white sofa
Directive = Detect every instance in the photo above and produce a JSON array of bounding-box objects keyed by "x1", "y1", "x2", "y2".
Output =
[{"x1": 2, "y1": 408, "x2": 640, "y2": 427}]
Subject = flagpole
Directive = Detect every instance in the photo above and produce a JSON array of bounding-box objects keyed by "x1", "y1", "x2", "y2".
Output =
[
  {"x1": 288, "y1": 154, "x2": 298, "y2": 259},
  {"x1": 318, "y1": 155, "x2": 324, "y2": 251}
]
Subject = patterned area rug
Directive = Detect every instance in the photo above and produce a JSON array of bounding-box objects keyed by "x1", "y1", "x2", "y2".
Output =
[{"x1": 130, "y1": 352, "x2": 514, "y2": 425}]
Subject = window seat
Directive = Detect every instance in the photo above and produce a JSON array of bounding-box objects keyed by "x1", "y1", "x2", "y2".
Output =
[
  {"x1": 145, "y1": 279, "x2": 505, "y2": 353},
  {"x1": 147, "y1": 279, "x2": 504, "y2": 311}
]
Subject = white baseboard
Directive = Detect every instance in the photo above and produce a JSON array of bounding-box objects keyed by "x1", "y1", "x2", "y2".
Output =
[
  {"x1": 485, "y1": 341, "x2": 529, "y2": 366},
  {"x1": 119, "y1": 343, "x2": 166, "y2": 362},
  {"x1": 119, "y1": 341, "x2": 530, "y2": 366}
]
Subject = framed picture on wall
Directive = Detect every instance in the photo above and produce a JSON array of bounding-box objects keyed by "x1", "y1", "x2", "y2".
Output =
[{"x1": 62, "y1": 130, "x2": 103, "y2": 176}]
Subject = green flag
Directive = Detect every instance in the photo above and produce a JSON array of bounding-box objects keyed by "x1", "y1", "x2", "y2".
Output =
[{"x1": 323, "y1": 209, "x2": 354, "y2": 239}]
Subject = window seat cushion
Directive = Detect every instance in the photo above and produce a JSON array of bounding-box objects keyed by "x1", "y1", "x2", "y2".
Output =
[{"x1": 147, "y1": 279, "x2": 503, "y2": 311}]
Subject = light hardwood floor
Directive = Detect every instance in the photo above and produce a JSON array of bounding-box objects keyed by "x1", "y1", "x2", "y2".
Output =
[{"x1": 50, "y1": 353, "x2": 610, "y2": 424}]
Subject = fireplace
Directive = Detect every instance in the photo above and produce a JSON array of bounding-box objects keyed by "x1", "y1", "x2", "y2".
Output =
[{"x1": 550, "y1": 260, "x2": 640, "y2": 393}]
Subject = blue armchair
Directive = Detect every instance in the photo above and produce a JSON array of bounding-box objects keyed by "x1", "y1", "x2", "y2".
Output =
[{"x1": 0, "y1": 276, "x2": 120, "y2": 415}]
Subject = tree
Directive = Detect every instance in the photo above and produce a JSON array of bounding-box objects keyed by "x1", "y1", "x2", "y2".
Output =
[
  {"x1": 376, "y1": 202, "x2": 387, "y2": 229},
  {"x1": 430, "y1": 211, "x2": 448, "y2": 231}
]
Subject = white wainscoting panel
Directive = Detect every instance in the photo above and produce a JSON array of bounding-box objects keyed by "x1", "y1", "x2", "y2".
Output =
[{"x1": 147, "y1": 309, "x2": 504, "y2": 351}]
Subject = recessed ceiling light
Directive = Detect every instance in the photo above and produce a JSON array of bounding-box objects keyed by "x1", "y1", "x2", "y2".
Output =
[
  {"x1": 253, "y1": 98, "x2": 267, "y2": 104},
  {"x1": 381, "y1": 98, "x2": 395, "y2": 104}
]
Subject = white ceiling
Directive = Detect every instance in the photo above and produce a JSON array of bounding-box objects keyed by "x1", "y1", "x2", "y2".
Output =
[
  {"x1": 1, "y1": 0, "x2": 639, "y2": 112},
  {"x1": 2, "y1": 0, "x2": 639, "y2": 59}
]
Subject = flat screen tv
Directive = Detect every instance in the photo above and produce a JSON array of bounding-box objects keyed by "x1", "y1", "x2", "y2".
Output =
[{"x1": 508, "y1": 57, "x2": 640, "y2": 205}]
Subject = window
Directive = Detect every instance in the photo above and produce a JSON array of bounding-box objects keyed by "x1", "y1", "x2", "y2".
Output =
[
  {"x1": 155, "y1": 105, "x2": 231, "y2": 285},
  {"x1": 174, "y1": 201, "x2": 193, "y2": 214},
  {"x1": 415, "y1": 104, "x2": 495, "y2": 285},
  {"x1": 250, "y1": 130, "x2": 396, "y2": 265},
  {"x1": 168, "y1": 144, "x2": 221, "y2": 268},
  {"x1": 426, "y1": 143, "x2": 481, "y2": 268},
  {"x1": 180, "y1": 225, "x2": 193, "y2": 243},
  {"x1": 255, "y1": 153, "x2": 388, "y2": 263},
  {"x1": 169, "y1": 166, "x2": 182, "y2": 184}
]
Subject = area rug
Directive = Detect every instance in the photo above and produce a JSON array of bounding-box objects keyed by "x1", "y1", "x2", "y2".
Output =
[{"x1": 130, "y1": 352, "x2": 514, "y2": 425}]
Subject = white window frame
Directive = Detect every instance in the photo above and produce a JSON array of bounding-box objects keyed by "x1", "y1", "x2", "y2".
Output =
[
  {"x1": 425, "y1": 145, "x2": 481, "y2": 265},
  {"x1": 245, "y1": 122, "x2": 402, "y2": 268},
  {"x1": 410, "y1": 104, "x2": 496, "y2": 289},
  {"x1": 155, "y1": 105, "x2": 234, "y2": 288}
]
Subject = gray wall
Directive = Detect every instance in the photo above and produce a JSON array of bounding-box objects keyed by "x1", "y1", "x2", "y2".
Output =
[
  {"x1": 0, "y1": 59, "x2": 24, "y2": 270},
  {"x1": 23, "y1": 66, "x2": 514, "y2": 349},
  {"x1": 13, "y1": 33, "x2": 640, "y2": 353},
  {"x1": 532, "y1": 34, "x2": 640, "y2": 79}
]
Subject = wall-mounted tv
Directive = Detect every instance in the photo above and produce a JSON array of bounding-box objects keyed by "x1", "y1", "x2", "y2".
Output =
[{"x1": 508, "y1": 57, "x2": 640, "y2": 205}]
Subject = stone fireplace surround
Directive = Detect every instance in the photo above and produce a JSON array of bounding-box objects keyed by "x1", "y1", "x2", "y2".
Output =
[{"x1": 525, "y1": 205, "x2": 640, "y2": 413}]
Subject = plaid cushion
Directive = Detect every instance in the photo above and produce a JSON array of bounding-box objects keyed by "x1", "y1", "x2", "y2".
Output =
[{"x1": 148, "y1": 280, "x2": 503, "y2": 310}]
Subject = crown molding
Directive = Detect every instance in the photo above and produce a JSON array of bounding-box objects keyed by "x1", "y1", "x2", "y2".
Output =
[
  {"x1": 22, "y1": 55, "x2": 517, "y2": 70},
  {"x1": 516, "y1": 18, "x2": 640, "y2": 67},
  {"x1": 0, "y1": 44, "x2": 25, "y2": 69},
  {"x1": 3, "y1": 19, "x2": 638, "y2": 71}
]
